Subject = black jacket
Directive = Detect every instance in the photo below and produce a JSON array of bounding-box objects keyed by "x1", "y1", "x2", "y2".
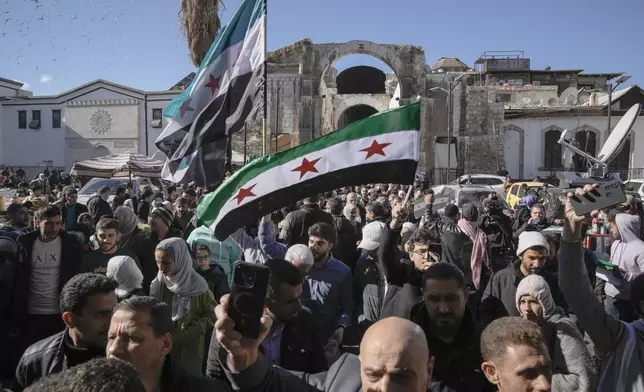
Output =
[
  {"x1": 14, "y1": 329, "x2": 104, "y2": 390},
  {"x1": 281, "y1": 204, "x2": 334, "y2": 246},
  {"x1": 198, "y1": 265, "x2": 230, "y2": 303},
  {"x1": 353, "y1": 251, "x2": 384, "y2": 328},
  {"x1": 378, "y1": 228, "x2": 424, "y2": 319},
  {"x1": 160, "y1": 356, "x2": 232, "y2": 392},
  {"x1": 513, "y1": 219, "x2": 551, "y2": 239},
  {"x1": 86, "y1": 194, "x2": 112, "y2": 224},
  {"x1": 479, "y1": 260, "x2": 568, "y2": 325},
  {"x1": 411, "y1": 304, "x2": 492, "y2": 392},
  {"x1": 55, "y1": 202, "x2": 88, "y2": 231},
  {"x1": 207, "y1": 307, "x2": 327, "y2": 378},
  {"x1": 14, "y1": 231, "x2": 84, "y2": 324},
  {"x1": 15, "y1": 330, "x2": 66, "y2": 390},
  {"x1": 330, "y1": 215, "x2": 360, "y2": 270}
]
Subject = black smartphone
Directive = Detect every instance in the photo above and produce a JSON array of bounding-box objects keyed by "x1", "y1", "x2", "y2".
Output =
[{"x1": 228, "y1": 261, "x2": 270, "y2": 339}]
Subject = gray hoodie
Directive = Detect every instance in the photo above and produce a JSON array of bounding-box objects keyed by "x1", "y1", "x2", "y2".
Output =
[
  {"x1": 559, "y1": 241, "x2": 644, "y2": 392},
  {"x1": 515, "y1": 275, "x2": 596, "y2": 392},
  {"x1": 606, "y1": 213, "x2": 644, "y2": 299}
]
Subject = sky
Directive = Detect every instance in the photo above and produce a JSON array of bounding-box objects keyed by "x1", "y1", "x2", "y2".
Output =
[{"x1": 0, "y1": 0, "x2": 642, "y2": 96}]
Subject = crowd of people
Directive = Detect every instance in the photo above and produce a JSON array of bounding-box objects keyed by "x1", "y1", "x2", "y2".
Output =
[{"x1": 0, "y1": 171, "x2": 643, "y2": 392}]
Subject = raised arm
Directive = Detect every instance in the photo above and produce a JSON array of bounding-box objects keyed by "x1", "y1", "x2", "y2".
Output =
[
  {"x1": 559, "y1": 186, "x2": 624, "y2": 358},
  {"x1": 258, "y1": 216, "x2": 287, "y2": 260}
]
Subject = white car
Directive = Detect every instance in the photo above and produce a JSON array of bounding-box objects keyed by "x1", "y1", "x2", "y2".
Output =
[
  {"x1": 451, "y1": 174, "x2": 508, "y2": 198},
  {"x1": 624, "y1": 179, "x2": 644, "y2": 199},
  {"x1": 414, "y1": 184, "x2": 511, "y2": 219},
  {"x1": 76, "y1": 176, "x2": 163, "y2": 205}
]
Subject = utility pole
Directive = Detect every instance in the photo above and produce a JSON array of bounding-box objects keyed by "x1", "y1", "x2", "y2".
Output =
[{"x1": 274, "y1": 86, "x2": 280, "y2": 153}]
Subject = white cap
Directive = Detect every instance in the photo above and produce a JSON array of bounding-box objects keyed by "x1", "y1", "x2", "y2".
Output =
[{"x1": 358, "y1": 221, "x2": 386, "y2": 251}]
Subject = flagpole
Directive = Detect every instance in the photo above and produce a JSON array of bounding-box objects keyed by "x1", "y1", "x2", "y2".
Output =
[
  {"x1": 262, "y1": 0, "x2": 268, "y2": 156},
  {"x1": 243, "y1": 122, "x2": 248, "y2": 164},
  {"x1": 275, "y1": 85, "x2": 280, "y2": 153}
]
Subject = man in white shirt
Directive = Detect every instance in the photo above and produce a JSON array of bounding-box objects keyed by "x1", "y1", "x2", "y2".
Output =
[{"x1": 15, "y1": 205, "x2": 85, "y2": 349}]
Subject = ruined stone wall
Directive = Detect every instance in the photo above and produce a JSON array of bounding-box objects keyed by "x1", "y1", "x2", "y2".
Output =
[{"x1": 458, "y1": 87, "x2": 505, "y2": 173}]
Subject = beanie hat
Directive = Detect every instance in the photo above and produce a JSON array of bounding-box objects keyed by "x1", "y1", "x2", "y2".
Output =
[
  {"x1": 149, "y1": 205, "x2": 173, "y2": 228},
  {"x1": 516, "y1": 231, "x2": 549, "y2": 257},
  {"x1": 515, "y1": 274, "x2": 555, "y2": 319}
]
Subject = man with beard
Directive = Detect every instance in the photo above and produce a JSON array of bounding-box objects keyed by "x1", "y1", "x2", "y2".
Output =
[
  {"x1": 410, "y1": 263, "x2": 492, "y2": 392},
  {"x1": 480, "y1": 231, "x2": 567, "y2": 325},
  {"x1": 15, "y1": 274, "x2": 117, "y2": 389},
  {"x1": 5, "y1": 203, "x2": 31, "y2": 236},
  {"x1": 110, "y1": 187, "x2": 128, "y2": 211},
  {"x1": 305, "y1": 223, "x2": 353, "y2": 354},
  {"x1": 78, "y1": 218, "x2": 139, "y2": 275},
  {"x1": 171, "y1": 197, "x2": 194, "y2": 233},
  {"x1": 15, "y1": 205, "x2": 85, "y2": 348},
  {"x1": 513, "y1": 204, "x2": 551, "y2": 239},
  {"x1": 56, "y1": 186, "x2": 88, "y2": 232},
  {"x1": 207, "y1": 259, "x2": 326, "y2": 378}
]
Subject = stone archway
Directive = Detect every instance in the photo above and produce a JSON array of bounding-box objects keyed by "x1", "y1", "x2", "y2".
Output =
[
  {"x1": 502, "y1": 124, "x2": 525, "y2": 178},
  {"x1": 334, "y1": 94, "x2": 389, "y2": 128},
  {"x1": 337, "y1": 105, "x2": 378, "y2": 128},
  {"x1": 93, "y1": 144, "x2": 111, "y2": 158}
]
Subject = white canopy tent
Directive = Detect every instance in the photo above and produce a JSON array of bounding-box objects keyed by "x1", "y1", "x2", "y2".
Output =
[{"x1": 70, "y1": 152, "x2": 164, "y2": 178}]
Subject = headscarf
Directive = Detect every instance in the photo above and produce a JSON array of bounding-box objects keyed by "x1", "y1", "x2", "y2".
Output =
[
  {"x1": 149, "y1": 238, "x2": 208, "y2": 321},
  {"x1": 515, "y1": 274, "x2": 555, "y2": 319},
  {"x1": 517, "y1": 194, "x2": 537, "y2": 208},
  {"x1": 107, "y1": 256, "x2": 143, "y2": 299},
  {"x1": 123, "y1": 199, "x2": 134, "y2": 210},
  {"x1": 457, "y1": 203, "x2": 487, "y2": 289},
  {"x1": 114, "y1": 206, "x2": 138, "y2": 248}
]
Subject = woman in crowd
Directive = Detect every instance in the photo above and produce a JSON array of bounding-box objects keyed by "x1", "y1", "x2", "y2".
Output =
[
  {"x1": 515, "y1": 274, "x2": 596, "y2": 392},
  {"x1": 106, "y1": 255, "x2": 145, "y2": 301},
  {"x1": 150, "y1": 238, "x2": 216, "y2": 376},
  {"x1": 114, "y1": 206, "x2": 145, "y2": 250}
]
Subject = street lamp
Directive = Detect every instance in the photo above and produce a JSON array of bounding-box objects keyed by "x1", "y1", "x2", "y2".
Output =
[
  {"x1": 607, "y1": 74, "x2": 631, "y2": 133},
  {"x1": 430, "y1": 74, "x2": 466, "y2": 182}
]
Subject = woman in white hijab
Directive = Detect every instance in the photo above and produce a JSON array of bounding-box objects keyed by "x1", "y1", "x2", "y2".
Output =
[
  {"x1": 150, "y1": 238, "x2": 216, "y2": 375},
  {"x1": 106, "y1": 256, "x2": 144, "y2": 301}
]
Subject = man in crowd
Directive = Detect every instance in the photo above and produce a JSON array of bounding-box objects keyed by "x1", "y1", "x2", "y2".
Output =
[
  {"x1": 480, "y1": 317, "x2": 552, "y2": 392},
  {"x1": 107, "y1": 296, "x2": 229, "y2": 391},
  {"x1": 560, "y1": 185, "x2": 644, "y2": 391},
  {"x1": 187, "y1": 224, "x2": 241, "y2": 285},
  {"x1": 172, "y1": 197, "x2": 194, "y2": 233},
  {"x1": 604, "y1": 210, "x2": 644, "y2": 322},
  {"x1": 87, "y1": 186, "x2": 112, "y2": 224},
  {"x1": 353, "y1": 221, "x2": 386, "y2": 330},
  {"x1": 214, "y1": 297, "x2": 434, "y2": 392},
  {"x1": 78, "y1": 218, "x2": 139, "y2": 275},
  {"x1": 24, "y1": 358, "x2": 145, "y2": 392},
  {"x1": 480, "y1": 231, "x2": 566, "y2": 325},
  {"x1": 4, "y1": 203, "x2": 31, "y2": 236},
  {"x1": 15, "y1": 205, "x2": 85, "y2": 348},
  {"x1": 111, "y1": 187, "x2": 128, "y2": 211},
  {"x1": 513, "y1": 204, "x2": 551, "y2": 238},
  {"x1": 55, "y1": 186, "x2": 88, "y2": 232},
  {"x1": 325, "y1": 198, "x2": 359, "y2": 269},
  {"x1": 411, "y1": 263, "x2": 491, "y2": 392},
  {"x1": 281, "y1": 195, "x2": 333, "y2": 246},
  {"x1": 15, "y1": 273, "x2": 118, "y2": 389},
  {"x1": 379, "y1": 202, "x2": 435, "y2": 319},
  {"x1": 207, "y1": 258, "x2": 326, "y2": 377}
]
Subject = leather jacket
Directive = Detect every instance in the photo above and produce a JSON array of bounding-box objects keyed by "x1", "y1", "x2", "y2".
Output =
[
  {"x1": 422, "y1": 204, "x2": 461, "y2": 244},
  {"x1": 15, "y1": 330, "x2": 66, "y2": 390}
]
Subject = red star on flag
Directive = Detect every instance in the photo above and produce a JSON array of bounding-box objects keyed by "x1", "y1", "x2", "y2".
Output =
[
  {"x1": 360, "y1": 140, "x2": 392, "y2": 160},
  {"x1": 179, "y1": 98, "x2": 195, "y2": 118},
  {"x1": 204, "y1": 74, "x2": 220, "y2": 96},
  {"x1": 291, "y1": 157, "x2": 321, "y2": 179},
  {"x1": 233, "y1": 184, "x2": 257, "y2": 205}
]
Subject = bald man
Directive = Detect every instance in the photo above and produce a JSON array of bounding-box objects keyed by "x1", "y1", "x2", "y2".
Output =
[{"x1": 213, "y1": 293, "x2": 434, "y2": 392}]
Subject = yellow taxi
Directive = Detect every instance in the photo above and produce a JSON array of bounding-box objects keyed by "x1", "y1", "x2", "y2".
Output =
[{"x1": 505, "y1": 182, "x2": 551, "y2": 208}]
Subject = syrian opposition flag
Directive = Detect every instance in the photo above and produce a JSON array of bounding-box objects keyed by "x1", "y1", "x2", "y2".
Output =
[
  {"x1": 197, "y1": 103, "x2": 421, "y2": 240},
  {"x1": 155, "y1": 0, "x2": 265, "y2": 186}
]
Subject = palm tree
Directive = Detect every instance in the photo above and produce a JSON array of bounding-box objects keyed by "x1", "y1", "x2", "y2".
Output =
[{"x1": 180, "y1": 0, "x2": 222, "y2": 67}]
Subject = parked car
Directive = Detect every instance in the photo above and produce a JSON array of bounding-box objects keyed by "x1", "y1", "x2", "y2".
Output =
[
  {"x1": 505, "y1": 181, "x2": 552, "y2": 208},
  {"x1": 451, "y1": 174, "x2": 508, "y2": 197},
  {"x1": 76, "y1": 176, "x2": 164, "y2": 205},
  {"x1": 414, "y1": 184, "x2": 511, "y2": 219},
  {"x1": 624, "y1": 179, "x2": 644, "y2": 199}
]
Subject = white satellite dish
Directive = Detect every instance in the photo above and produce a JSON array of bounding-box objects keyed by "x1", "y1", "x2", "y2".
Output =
[
  {"x1": 566, "y1": 95, "x2": 577, "y2": 105},
  {"x1": 597, "y1": 103, "x2": 642, "y2": 164},
  {"x1": 578, "y1": 92, "x2": 590, "y2": 105},
  {"x1": 547, "y1": 97, "x2": 558, "y2": 106},
  {"x1": 559, "y1": 87, "x2": 579, "y2": 105},
  {"x1": 558, "y1": 104, "x2": 642, "y2": 174},
  {"x1": 522, "y1": 97, "x2": 531, "y2": 105}
]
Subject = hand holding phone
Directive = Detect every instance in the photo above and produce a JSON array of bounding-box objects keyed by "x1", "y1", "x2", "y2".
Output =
[
  {"x1": 214, "y1": 293, "x2": 272, "y2": 373},
  {"x1": 569, "y1": 181, "x2": 626, "y2": 216},
  {"x1": 228, "y1": 262, "x2": 270, "y2": 339}
]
